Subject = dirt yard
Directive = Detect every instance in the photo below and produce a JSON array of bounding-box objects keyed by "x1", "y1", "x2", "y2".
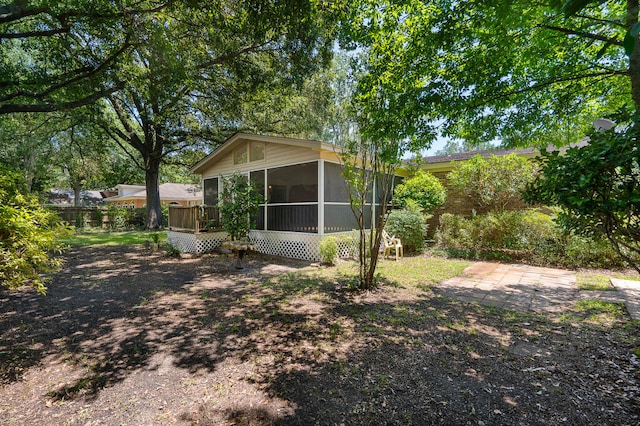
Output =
[{"x1": 0, "y1": 245, "x2": 639, "y2": 425}]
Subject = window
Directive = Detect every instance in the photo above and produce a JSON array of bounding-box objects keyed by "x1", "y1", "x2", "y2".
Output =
[
  {"x1": 233, "y1": 142, "x2": 265, "y2": 165},
  {"x1": 250, "y1": 142, "x2": 265, "y2": 161},
  {"x1": 204, "y1": 177, "x2": 219, "y2": 205},
  {"x1": 233, "y1": 146, "x2": 248, "y2": 165},
  {"x1": 267, "y1": 162, "x2": 318, "y2": 203},
  {"x1": 324, "y1": 162, "x2": 350, "y2": 203}
]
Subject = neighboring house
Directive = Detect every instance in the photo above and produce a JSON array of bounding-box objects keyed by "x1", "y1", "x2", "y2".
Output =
[
  {"x1": 45, "y1": 189, "x2": 105, "y2": 207},
  {"x1": 168, "y1": 133, "x2": 401, "y2": 260},
  {"x1": 419, "y1": 147, "x2": 539, "y2": 235},
  {"x1": 104, "y1": 183, "x2": 202, "y2": 208}
]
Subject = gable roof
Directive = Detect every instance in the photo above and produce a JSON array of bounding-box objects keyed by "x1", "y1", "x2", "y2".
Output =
[
  {"x1": 190, "y1": 132, "x2": 335, "y2": 175},
  {"x1": 104, "y1": 183, "x2": 201, "y2": 202}
]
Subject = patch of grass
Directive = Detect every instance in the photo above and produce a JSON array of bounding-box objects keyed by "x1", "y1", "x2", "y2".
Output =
[
  {"x1": 573, "y1": 300, "x2": 628, "y2": 323},
  {"x1": 577, "y1": 271, "x2": 640, "y2": 291},
  {"x1": 612, "y1": 272, "x2": 640, "y2": 282},
  {"x1": 576, "y1": 273, "x2": 616, "y2": 291},
  {"x1": 301, "y1": 256, "x2": 469, "y2": 293},
  {"x1": 61, "y1": 229, "x2": 167, "y2": 247},
  {"x1": 377, "y1": 256, "x2": 470, "y2": 290}
]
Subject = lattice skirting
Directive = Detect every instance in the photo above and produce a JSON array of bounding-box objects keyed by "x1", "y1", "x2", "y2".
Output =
[
  {"x1": 249, "y1": 230, "x2": 322, "y2": 261},
  {"x1": 168, "y1": 230, "x2": 359, "y2": 261},
  {"x1": 167, "y1": 231, "x2": 228, "y2": 254}
]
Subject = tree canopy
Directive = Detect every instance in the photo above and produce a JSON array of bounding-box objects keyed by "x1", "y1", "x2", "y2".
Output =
[
  {"x1": 0, "y1": 0, "x2": 165, "y2": 114},
  {"x1": 345, "y1": 0, "x2": 638, "y2": 147},
  {"x1": 525, "y1": 124, "x2": 640, "y2": 272}
]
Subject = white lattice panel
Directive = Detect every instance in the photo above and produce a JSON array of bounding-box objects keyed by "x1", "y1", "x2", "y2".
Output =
[
  {"x1": 332, "y1": 231, "x2": 359, "y2": 259},
  {"x1": 249, "y1": 230, "x2": 322, "y2": 261},
  {"x1": 167, "y1": 231, "x2": 228, "y2": 254},
  {"x1": 169, "y1": 229, "x2": 359, "y2": 261}
]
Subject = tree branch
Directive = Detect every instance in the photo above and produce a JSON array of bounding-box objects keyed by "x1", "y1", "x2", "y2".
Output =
[
  {"x1": 0, "y1": 84, "x2": 122, "y2": 114},
  {"x1": 0, "y1": 27, "x2": 70, "y2": 39},
  {"x1": 469, "y1": 69, "x2": 627, "y2": 110},
  {"x1": 537, "y1": 24, "x2": 622, "y2": 46}
]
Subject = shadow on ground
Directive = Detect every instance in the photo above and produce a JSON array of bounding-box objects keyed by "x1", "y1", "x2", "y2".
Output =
[{"x1": 0, "y1": 246, "x2": 638, "y2": 425}]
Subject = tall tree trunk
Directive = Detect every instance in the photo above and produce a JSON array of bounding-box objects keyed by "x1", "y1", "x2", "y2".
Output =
[
  {"x1": 145, "y1": 159, "x2": 162, "y2": 230},
  {"x1": 73, "y1": 185, "x2": 82, "y2": 207},
  {"x1": 627, "y1": 0, "x2": 640, "y2": 113}
]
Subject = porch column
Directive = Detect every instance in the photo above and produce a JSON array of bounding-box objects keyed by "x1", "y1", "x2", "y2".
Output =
[{"x1": 318, "y1": 159, "x2": 324, "y2": 236}]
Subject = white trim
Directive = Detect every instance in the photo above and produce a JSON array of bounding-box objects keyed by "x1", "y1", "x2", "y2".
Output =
[{"x1": 318, "y1": 159, "x2": 325, "y2": 236}]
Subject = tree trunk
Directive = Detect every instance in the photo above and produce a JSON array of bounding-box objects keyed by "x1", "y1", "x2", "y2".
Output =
[
  {"x1": 627, "y1": 0, "x2": 640, "y2": 113},
  {"x1": 73, "y1": 185, "x2": 82, "y2": 207},
  {"x1": 145, "y1": 160, "x2": 162, "y2": 230}
]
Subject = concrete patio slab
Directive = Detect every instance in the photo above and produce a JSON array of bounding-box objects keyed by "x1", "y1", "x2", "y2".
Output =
[{"x1": 436, "y1": 262, "x2": 640, "y2": 321}]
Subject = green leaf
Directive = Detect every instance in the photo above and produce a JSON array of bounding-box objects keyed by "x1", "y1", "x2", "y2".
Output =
[
  {"x1": 561, "y1": 0, "x2": 598, "y2": 17},
  {"x1": 624, "y1": 31, "x2": 636, "y2": 57},
  {"x1": 625, "y1": 23, "x2": 640, "y2": 57}
]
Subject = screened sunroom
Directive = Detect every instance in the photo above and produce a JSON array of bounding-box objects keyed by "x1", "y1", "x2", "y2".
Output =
[{"x1": 167, "y1": 133, "x2": 402, "y2": 260}]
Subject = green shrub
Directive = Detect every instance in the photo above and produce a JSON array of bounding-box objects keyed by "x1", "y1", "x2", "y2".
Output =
[
  {"x1": 93, "y1": 207, "x2": 104, "y2": 228},
  {"x1": 128, "y1": 208, "x2": 146, "y2": 229},
  {"x1": 0, "y1": 168, "x2": 70, "y2": 294},
  {"x1": 319, "y1": 236, "x2": 339, "y2": 265},
  {"x1": 165, "y1": 242, "x2": 182, "y2": 258},
  {"x1": 386, "y1": 207, "x2": 428, "y2": 253},
  {"x1": 106, "y1": 205, "x2": 128, "y2": 230},
  {"x1": 434, "y1": 210, "x2": 636, "y2": 269},
  {"x1": 392, "y1": 170, "x2": 446, "y2": 213},
  {"x1": 447, "y1": 153, "x2": 536, "y2": 212},
  {"x1": 75, "y1": 211, "x2": 87, "y2": 229}
]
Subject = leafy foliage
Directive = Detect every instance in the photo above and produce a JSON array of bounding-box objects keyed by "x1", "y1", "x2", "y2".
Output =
[
  {"x1": 448, "y1": 153, "x2": 537, "y2": 213},
  {"x1": 434, "y1": 210, "x2": 631, "y2": 269},
  {"x1": 524, "y1": 125, "x2": 640, "y2": 271},
  {"x1": 386, "y1": 207, "x2": 428, "y2": 253},
  {"x1": 0, "y1": 0, "x2": 160, "y2": 114},
  {"x1": 392, "y1": 170, "x2": 445, "y2": 213},
  {"x1": 339, "y1": 135, "x2": 404, "y2": 290},
  {"x1": 0, "y1": 167, "x2": 69, "y2": 294},
  {"x1": 344, "y1": 0, "x2": 634, "y2": 146},
  {"x1": 319, "y1": 236, "x2": 339, "y2": 265},
  {"x1": 219, "y1": 173, "x2": 263, "y2": 241}
]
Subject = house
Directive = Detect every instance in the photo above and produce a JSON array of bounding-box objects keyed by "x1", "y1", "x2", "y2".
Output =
[
  {"x1": 418, "y1": 147, "x2": 539, "y2": 234},
  {"x1": 103, "y1": 183, "x2": 202, "y2": 208},
  {"x1": 45, "y1": 189, "x2": 105, "y2": 207},
  {"x1": 168, "y1": 133, "x2": 401, "y2": 260}
]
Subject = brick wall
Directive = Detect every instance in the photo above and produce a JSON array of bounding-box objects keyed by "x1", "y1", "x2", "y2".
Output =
[{"x1": 425, "y1": 171, "x2": 530, "y2": 237}]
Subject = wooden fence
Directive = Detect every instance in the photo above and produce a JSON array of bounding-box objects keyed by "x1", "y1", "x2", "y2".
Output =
[
  {"x1": 47, "y1": 206, "x2": 109, "y2": 227},
  {"x1": 168, "y1": 205, "x2": 219, "y2": 233}
]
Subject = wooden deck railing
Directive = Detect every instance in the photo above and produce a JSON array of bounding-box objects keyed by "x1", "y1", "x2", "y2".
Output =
[{"x1": 168, "y1": 205, "x2": 220, "y2": 233}]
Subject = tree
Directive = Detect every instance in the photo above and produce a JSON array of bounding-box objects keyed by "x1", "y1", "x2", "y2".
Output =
[
  {"x1": 0, "y1": 166, "x2": 69, "y2": 294},
  {"x1": 392, "y1": 170, "x2": 446, "y2": 213},
  {"x1": 0, "y1": 1, "x2": 176, "y2": 115},
  {"x1": 339, "y1": 136, "x2": 401, "y2": 290},
  {"x1": 344, "y1": 0, "x2": 638, "y2": 146},
  {"x1": 447, "y1": 153, "x2": 537, "y2": 213},
  {"x1": 49, "y1": 109, "x2": 112, "y2": 205},
  {"x1": 524, "y1": 125, "x2": 640, "y2": 272},
  {"x1": 0, "y1": 113, "x2": 57, "y2": 192},
  {"x1": 218, "y1": 173, "x2": 263, "y2": 242},
  {"x1": 339, "y1": 18, "x2": 430, "y2": 290},
  {"x1": 98, "y1": 0, "x2": 342, "y2": 229}
]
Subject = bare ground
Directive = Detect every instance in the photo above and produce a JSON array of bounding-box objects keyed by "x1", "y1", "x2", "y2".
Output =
[{"x1": 0, "y1": 245, "x2": 639, "y2": 425}]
